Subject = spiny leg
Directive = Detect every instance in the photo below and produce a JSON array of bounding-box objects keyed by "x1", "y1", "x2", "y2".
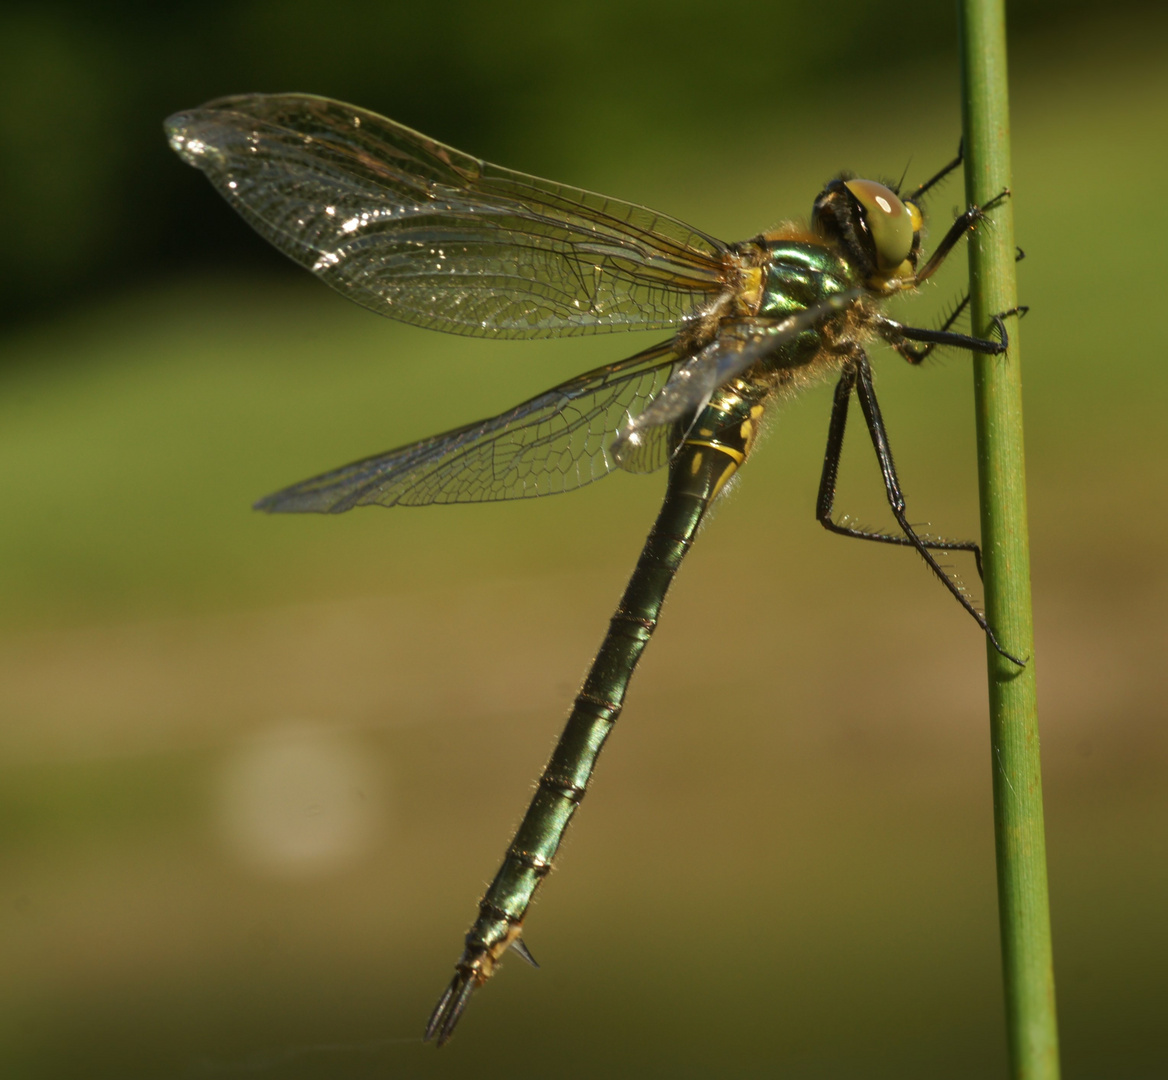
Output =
[
  {"x1": 850, "y1": 350, "x2": 1024, "y2": 665},
  {"x1": 875, "y1": 308, "x2": 1028, "y2": 367},
  {"x1": 911, "y1": 188, "x2": 1011, "y2": 285},
  {"x1": 816, "y1": 356, "x2": 987, "y2": 578},
  {"x1": 886, "y1": 249, "x2": 1028, "y2": 365},
  {"x1": 903, "y1": 141, "x2": 963, "y2": 203},
  {"x1": 890, "y1": 295, "x2": 973, "y2": 365}
]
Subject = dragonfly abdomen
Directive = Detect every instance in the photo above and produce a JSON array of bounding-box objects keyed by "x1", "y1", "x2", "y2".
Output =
[{"x1": 426, "y1": 379, "x2": 769, "y2": 1043}]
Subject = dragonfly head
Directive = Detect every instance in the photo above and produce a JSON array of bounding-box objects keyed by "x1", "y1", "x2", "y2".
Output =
[{"x1": 811, "y1": 176, "x2": 922, "y2": 291}]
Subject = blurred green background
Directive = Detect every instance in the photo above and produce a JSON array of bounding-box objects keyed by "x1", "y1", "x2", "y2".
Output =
[{"x1": 1, "y1": 2, "x2": 1166, "y2": 1077}]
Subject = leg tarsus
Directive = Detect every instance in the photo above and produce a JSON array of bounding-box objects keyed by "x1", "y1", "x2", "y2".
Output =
[
  {"x1": 982, "y1": 186, "x2": 1011, "y2": 212},
  {"x1": 912, "y1": 187, "x2": 1012, "y2": 284},
  {"x1": 988, "y1": 306, "x2": 1029, "y2": 354}
]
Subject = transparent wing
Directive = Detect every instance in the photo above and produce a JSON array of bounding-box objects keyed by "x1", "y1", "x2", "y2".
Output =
[
  {"x1": 166, "y1": 94, "x2": 729, "y2": 339},
  {"x1": 611, "y1": 290, "x2": 867, "y2": 464},
  {"x1": 255, "y1": 341, "x2": 682, "y2": 512}
]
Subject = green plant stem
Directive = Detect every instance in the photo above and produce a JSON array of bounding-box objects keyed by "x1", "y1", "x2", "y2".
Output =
[{"x1": 959, "y1": 3, "x2": 1060, "y2": 1077}]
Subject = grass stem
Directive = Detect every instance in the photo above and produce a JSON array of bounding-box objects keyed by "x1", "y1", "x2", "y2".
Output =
[{"x1": 959, "y1": 2, "x2": 1060, "y2": 1076}]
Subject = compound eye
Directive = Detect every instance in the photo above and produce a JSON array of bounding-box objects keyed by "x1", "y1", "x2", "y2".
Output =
[{"x1": 844, "y1": 179, "x2": 914, "y2": 271}]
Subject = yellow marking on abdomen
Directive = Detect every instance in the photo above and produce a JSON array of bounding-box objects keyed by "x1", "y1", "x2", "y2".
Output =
[
  {"x1": 684, "y1": 439, "x2": 746, "y2": 466},
  {"x1": 683, "y1": 438, "x2": 745, "y2": 498},
  {"x1": 710, "y1": 461, "x2": 739, "y2": 498}
]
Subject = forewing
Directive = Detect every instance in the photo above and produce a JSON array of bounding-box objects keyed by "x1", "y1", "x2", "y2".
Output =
[
  {"x1": 166, "y1": 94, "x2": 729, "y2": 339},
  {"x1": 255, "y1": 341, "x2": 682, "y2": 512}
]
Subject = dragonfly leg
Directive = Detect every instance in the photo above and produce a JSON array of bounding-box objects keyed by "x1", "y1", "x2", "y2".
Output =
[
  {"x1": 875, "y1": 310, "x2": 1005, "y2": 360},
  {"x1": 911, "y1": 187, "x2": 1010, "y2": 284},
  {"x1": 816, "y1": 353, "x2": 986, "y2": 579},
  {"x1": 850, "y1": 351, "x2": 1025, "y2": 665},
  {"x1": 887, "y1": 249, "x2": 1026, "y2": 365},
  {"x1": 887, "y1": 295, "x2": 970, "y2": 365},
  {"x1": 903, "y1": 141, "x2": 963, "y2": 203},
  {"x1": 875, "y1": 305, "x2": 1027, "y2": 366}
]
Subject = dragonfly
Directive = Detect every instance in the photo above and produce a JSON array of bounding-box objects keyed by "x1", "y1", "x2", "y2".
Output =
[{"x1": 165, "y1": 93, "x2": 1023, "y2": 1046}]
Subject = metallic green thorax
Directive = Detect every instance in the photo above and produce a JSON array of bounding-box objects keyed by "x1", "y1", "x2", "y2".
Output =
[
  {"x1": 754, "y1": 240, "x2": 856, "y2": 364},
  {"x1": 443, "y1": 376, "x2": 769, "y2": 1002}
]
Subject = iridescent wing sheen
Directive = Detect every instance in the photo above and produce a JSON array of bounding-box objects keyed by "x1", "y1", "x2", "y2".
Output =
[
  {"x1": 165, "y1": 94, "x2": 729, "y2": 340},
  {"x1": 255, "y1": 341, "x2": 682, "y2": 512}
]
